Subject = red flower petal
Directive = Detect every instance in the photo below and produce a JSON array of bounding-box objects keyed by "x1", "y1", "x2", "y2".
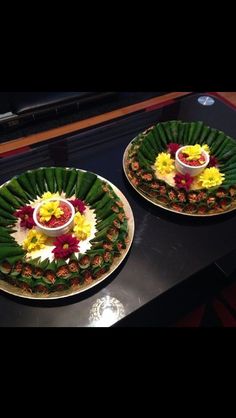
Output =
[
  {"x1": 68, "y1": 199, "x2": 85, "y2": 214},
  {"x1": 52, "y1": 234, "x2": 80, "y2": 259},
  {"x1": 174, "y1": 173, "x2": 194, "y2": 191},
  {"x1": 208, "y1": 155, "x2": 218, "y2": 167},
  {"x1": 167, "y1": 143, "x2": 181, "y2": 157},
  {"x1": 14, "y1": 205, "x2": 35, "y2": 229}
]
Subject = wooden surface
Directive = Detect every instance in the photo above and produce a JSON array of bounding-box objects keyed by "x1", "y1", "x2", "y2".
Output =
[
  {"x1": 215, "y1": 92, "x2": 236, "y2": 107},
  {"x1": 0, "y1": 91, "x2": 236, "y2": 154},
  {"x1": 0, "y1": 92, "x2": 190, "y2": 154}
]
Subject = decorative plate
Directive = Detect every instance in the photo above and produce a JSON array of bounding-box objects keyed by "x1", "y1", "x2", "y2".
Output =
[
  {"x1": 123, "y1": 120, "x2": 236, "y2": 216},
  {"x1": 0, "y1": 168, "x2": 134, "y2": 299}
]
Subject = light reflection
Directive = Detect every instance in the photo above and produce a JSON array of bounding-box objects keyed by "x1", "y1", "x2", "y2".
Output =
[
  {"x1": 89, "y1": 296, "x2": 125, "y2": 327},
  {"x1": 197, "y1": 96, "x2": 215, "y2": 106}
]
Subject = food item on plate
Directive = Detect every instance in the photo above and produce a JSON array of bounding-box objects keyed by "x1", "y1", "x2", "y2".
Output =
[
  {"x1": 125, "y1": 120, "x2": 236, "y2": 215},
  {"x1": 0, "y1": 168, "x2": 129, "y2": 295}
]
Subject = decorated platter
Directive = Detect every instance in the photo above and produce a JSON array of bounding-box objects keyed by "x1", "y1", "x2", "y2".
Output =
[
  {"x1": 123, "y1": 120, "x2": 236, "y2": 216},
  {"x1": 0, "y1": 168, "x2": 134, "y2": 299}
]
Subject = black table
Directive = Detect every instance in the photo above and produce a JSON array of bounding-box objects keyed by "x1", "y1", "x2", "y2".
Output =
[{"x1": 0, "y1": 93, "x2": 236, "y2": 327}]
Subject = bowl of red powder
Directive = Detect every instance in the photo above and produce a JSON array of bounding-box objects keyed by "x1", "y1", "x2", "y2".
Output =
[
  {"x1": 33, "y1": 198, "x2": 75, "y2": 237},
  {"x1": 175, "y1": 145, "x2": 209, "y2": 177}
]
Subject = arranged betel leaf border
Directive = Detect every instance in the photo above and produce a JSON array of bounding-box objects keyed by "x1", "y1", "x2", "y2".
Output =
[
  {"x1": 123, "y1": 120, "x2": 236, "y2": 216},
  {"x1": 0, "y1": 168, "x2": 134, "y2": 300}
]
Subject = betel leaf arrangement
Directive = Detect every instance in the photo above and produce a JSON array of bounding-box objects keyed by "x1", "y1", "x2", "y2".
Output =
[
  {"x1": 0, "y1": 168, "x2": 129, "y2": 295},
  {"x1": 126, "y1": 120, "x2": 236, "y2": 215}
]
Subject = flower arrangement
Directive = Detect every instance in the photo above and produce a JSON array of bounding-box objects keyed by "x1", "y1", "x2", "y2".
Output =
[
  {"x1": 17, "y1": 196, "x2": 91, "y2": 259},
  {"x1": 181, "y1": 144, "x2": 206, "y2": 163},
  {"x1": 154, "y1": 143, "x2": 224, "y2": 189},
  {"x1": 127, "y1": 120, "x2": 236, "y2": 215},
  {"x1": 0, "y1": 167, "x2": 129, "y2": 296}
]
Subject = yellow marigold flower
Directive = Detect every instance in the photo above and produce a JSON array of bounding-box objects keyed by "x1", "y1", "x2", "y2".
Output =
[
  {"x1": 202, "y1": 144, "x2": 210, "y2": 154},
  {"x1": 41, "y1": 192, "x2": 60, "y2": 200},
  {"x1": 73, "y1": 212, "x2": 83, "y2": 225},
  {"x1": 23, "y1": 229, "x2": 47, "y2": 252},
  {"x1": 39, "y1": 200, "x2": 64, "y2": 222},
  {"x1": 154, "y1": 152, "x2": 175, "y2": 175},
  {"x1": 184, "y1": 144, "x2": 202, "y2": 161},
  {"x1": 199, "y1": 167, "x2": 225, "y2": 188},
  {"x1": 73, "y1": 212, "x2": 92, "y2": 240}
]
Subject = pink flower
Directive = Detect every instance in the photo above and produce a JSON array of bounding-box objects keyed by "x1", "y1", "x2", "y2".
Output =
[
  {"x1": 52, "y1": 234, "x2": 80, "y2": 259},
  {"x1": 14, "y1": 205, "x2": 35, "y2": 229},
  {"x1": 167, "y1": 143, "x2": 181, "y2": 157},
  {"x1": 174, "y1": 173, "x2": 194, "y2": 191},
  {"x1": 68, "y1": 199, "x2": 85, "y2": 214}
]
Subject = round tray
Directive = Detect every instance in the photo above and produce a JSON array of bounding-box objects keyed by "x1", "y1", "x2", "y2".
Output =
[
  {"x1": 123, "y1": 121, "x2": 236, "y2": 217},
  {"x1": 0, "y1": 169, "x2": 134, "y2": 300}
]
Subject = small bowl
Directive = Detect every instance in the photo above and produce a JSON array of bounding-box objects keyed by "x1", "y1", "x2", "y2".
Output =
[
  {"x1": 33, "y1": 198, "x2": 75, "y2": 237},
  {"x1": 175, "y1": 146, "x2": 209, "y2": 177}
]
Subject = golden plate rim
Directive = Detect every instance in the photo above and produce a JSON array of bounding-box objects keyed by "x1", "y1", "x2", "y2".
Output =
[
  {"x1": 123, "y1": 141, "x2": 236, "y2": 218},
  {"x1": 0, "y1": 170, "x2": 135, "y2": 300}
]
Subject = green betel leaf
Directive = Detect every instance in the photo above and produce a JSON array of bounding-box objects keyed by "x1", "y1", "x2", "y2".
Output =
[
  {"x1": 192, "y1": 121, "x2": 204, "y2": 144},
  {"x1": 35, "y1": 168, "x2": 46, "y2": 195},
  {"x1": 78, "y1": 172, "x2": 97, "y2": 200},
  {"x1": 0, "y1": 196, "x2": 14, "y2": 213},
  {"x1": 55, "y1": 167, "x2": 64, "y2": 194},
  {"x1": 6, "y1": 178, "x2": 30, "y2": 203},
  {"x1": 17, "y1": 172, "x2": 37, "y2": 199},
  {"x1": 161, "y1": 122, "x2": 173, "y2": 143},
  {"x1": 0, "y1": 246, "x2": 25, "y2": 262},
  {"x1": 44, "y1": 168, "x2": 55, "y2": 193},
  {"x1": 26, "y1": 170, "x2": 40, "y2": 196},
  {"x1": 65, "y1": 169, "x2": 77, "y2": 198},
  {"x1": 0, "y1": 186, "x2": 22, "y2": 208},
  {"x1": 62, "y1": 168, "x2": 71, "y2": 193}
]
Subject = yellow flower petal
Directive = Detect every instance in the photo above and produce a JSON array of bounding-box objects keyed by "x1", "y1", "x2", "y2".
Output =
[
  {"x1": 73, "y1": 212, "x2": 91, "y2": 240},
  {"x1": 199, "y1": 167, "x2": 225, "y2": 188},
  {"x1": 39, "y1": 201, "x2": 64, "y2": 222},
  {"x1": 41, "y1": 192, "x2": 60, "y2": 200},
  {"x1": 184, "y1": 144, "x2": 202, "y2": 161},
  {"x1": 154, "y1": 152, "x2": 175, "y2": 175},
  {"x1": 23, "y1": 229, "x2": 47, "y2": 252},
  {"x1": 202, "y1": 144, "x2": 210, "y2": 154}
]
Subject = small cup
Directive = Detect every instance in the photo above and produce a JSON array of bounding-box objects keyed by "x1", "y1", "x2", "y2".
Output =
[
  {"x1": 175, "y1": 146, "x2": 209, "y2": 177},
  {"x1": 33, "y1": 198, "x2": 75, "y2": 237}
]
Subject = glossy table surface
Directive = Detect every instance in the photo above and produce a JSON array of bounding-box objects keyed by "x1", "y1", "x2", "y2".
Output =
[{"x1": 0, "y1": 93, "x2": 236, "y2": 327}]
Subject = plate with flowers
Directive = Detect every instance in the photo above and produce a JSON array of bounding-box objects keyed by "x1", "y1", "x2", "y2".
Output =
[
  {"x1": 123, "y1": 120, "x2": 236, "y2": 216},
  {"x1": 0, "y1": 168, "x2": 134, "y2": 299}
]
